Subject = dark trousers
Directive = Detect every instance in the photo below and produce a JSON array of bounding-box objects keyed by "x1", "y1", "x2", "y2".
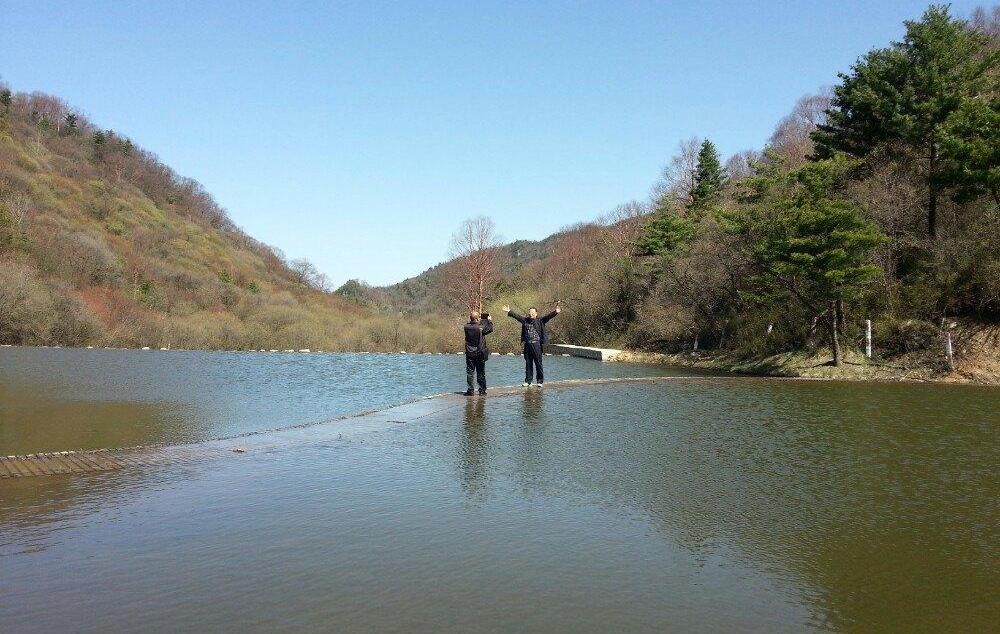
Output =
[
  {"x1": 524, "y1": 343, "x2": 544, "y2": 383},
  {"x1": 466, "y1": 353, "x2": 486, "y2": 391}
]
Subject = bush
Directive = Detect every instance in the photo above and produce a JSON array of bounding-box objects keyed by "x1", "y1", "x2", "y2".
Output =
[{"x1": 874, "y1": 319, "x2": 941, "y2": 357}]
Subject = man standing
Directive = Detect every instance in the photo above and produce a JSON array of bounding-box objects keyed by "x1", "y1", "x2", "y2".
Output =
[
  {"x1": 503, "y1": 304, "x2": 560, "y2": 387},
  {"x1": 463, "y1": 311, "x2": 493, "y2": 396}
]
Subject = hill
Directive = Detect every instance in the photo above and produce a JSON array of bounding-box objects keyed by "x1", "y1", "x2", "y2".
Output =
[
  {"x1": 359, "y1": 6, "x2": 1000, "y2": 374},
  {"x1": 0, "y1": 85, "x2": 450, "y2": 351}
]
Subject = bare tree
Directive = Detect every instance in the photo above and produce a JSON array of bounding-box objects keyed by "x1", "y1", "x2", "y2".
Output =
[
  {"x1": 724, "y1": 149, "x2": 761, "y2": 181},
  {"x1": 2, "y1": 193, "x2": 34, "y2": 232},
  {"x1": 289, "y1": 257, "x2": 330, "y2": 292},
  {"x1": 970, "y1": 5, "x2": 1000, "y2": 40},
  {"x1": 448, "y1": 216, "x2": 503, "y2": 312},
  {"x1": 769, "y1": 90, "x2": 833, "y2": 165},
  {"x1": 651, "y1": 137, "x2": 701, "y2": 209},
  {"x1": 600, "y1": 200, "x2": 648, "y2": 252}
]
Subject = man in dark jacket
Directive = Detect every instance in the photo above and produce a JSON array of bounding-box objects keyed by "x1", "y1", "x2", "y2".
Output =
[
  {"x1": 463, "y1": 311, "x2": 493, "y2": 396},
  {"x1": 503, "y1": 304, "x2": 560, "y2": 387}
]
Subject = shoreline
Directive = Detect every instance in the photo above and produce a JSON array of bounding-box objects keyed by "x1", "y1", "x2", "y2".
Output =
[{"x1": 609, "y1": 348, "x2": 1000, "y2": 387}]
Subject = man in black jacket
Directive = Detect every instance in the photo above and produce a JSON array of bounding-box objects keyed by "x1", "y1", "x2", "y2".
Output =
[
  {"x1": 463, "y1": 311, "x2": 493, "y2": 396},
  {"x1": 503, "y1": 304, "x2": 560, "y2": 387}
]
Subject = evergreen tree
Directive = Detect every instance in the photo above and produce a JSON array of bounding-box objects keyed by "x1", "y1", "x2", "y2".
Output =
[
  {"x1": 0, "y1": 88, "x2": 11, "y2": 116},
  {"x1": 690, "y1": 139, "x2": 725, "y2": 209},
  {"x1": 63, "y1": 113, "x2": 78, "y2": 135},
  {"x1": 813, "y1": 5, "x2": 998, "y2": 237},
  {"x1": 634, "y1": 210, "x2": 694, "y2": 257},
  {"x1": 736, "y1": 158, "x2": 885, "y2": 366}
]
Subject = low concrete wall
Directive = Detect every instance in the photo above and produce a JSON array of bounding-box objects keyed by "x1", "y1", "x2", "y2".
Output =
[{"x1": 544, "y1": 344, "x2": 622, "y2": 361}]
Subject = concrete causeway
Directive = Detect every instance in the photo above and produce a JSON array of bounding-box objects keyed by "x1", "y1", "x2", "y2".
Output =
[{"x1": 543, "y1": 344, "x2": 623, "y2": 361}]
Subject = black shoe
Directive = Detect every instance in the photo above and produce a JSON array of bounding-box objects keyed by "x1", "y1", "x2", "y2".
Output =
[
  {"x1": 464, "y1": 389, "x2": 474, "y2": 396},
  {"x1": 478, "y1": 389, "x2": 487, "y2": 395}
]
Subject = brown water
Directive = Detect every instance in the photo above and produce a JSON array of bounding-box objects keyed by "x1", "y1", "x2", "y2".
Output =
[{"x1": 1, "y1": 353, "x2": 998, "y2": 632}]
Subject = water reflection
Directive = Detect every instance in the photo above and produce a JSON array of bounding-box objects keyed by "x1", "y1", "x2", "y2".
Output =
[
  {"x1": 2, "y1": 378, "x2": 997, "y2": 632},
  {"x1": 0, "y1": 347, "x2": 685, "y2": 453},
  {"x1": 459, "y1": 397, "x2": 489, "y2": 496},
  {"x1": 520, "y1": 388, "x2": 544, "y2": 423}
]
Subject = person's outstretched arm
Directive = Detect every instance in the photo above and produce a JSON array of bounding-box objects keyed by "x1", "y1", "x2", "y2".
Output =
[
  {"x1": 541, "y1": 305, "x2": 561, "y2": 323},
  {"x1": 503, "y1": 305, "x2": 525, "y2": 323}
]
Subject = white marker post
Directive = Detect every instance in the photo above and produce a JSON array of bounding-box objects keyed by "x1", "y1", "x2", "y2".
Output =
[
  {"x1": 865, "y1": 319, "x2": 872, "y2": 359},
  {"x1": 946, "y1": 331, "x2": 954, "y2": 371}
]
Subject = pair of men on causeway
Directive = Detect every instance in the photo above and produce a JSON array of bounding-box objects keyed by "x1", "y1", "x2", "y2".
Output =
[{"x1": 462, "y1": 305, "x2": 561, "y2": 395}]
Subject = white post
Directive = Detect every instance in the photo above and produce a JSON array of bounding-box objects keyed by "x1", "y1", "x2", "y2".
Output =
[
  {"x1": 766, "y1": 323, "x2": 773, "y2": 336},
  {"x1": 693, "y1": 334, "x2": 698, "y2": 351},
  {"x1": 946, "y1": 331, "x2": 954, "y2": 371},
  {"x1": 865, "y1": 319, "x2": 872, "y2": 359}
]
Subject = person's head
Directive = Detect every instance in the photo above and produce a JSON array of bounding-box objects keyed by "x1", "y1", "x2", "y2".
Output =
[
  {"x1": 528, "y1": 307, "x2": 538, "y2": 318},
  {"x1": 469, "y1": 311, "x2": 481, "y2": 323}
]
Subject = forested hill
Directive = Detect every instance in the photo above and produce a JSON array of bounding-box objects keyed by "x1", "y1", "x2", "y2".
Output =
[
  {"x1": 356, "y1": 5, "x2": 1000, "y2": 377},
  {"x1": 0, "y1": 85, "x2": 450, "y2": 351},
  {"x1": 362, "y1": 236, "x2": 557, "y2": 313}
]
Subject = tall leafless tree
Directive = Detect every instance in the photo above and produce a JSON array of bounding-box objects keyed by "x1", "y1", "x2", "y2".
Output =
[
  {"x1": 651, "y1": 137, "x2": 701, "y2": 210},
  {"x1": 448, "y1": 216, "x2": 502, "y2": 312},
  {"x1": 769, "y1": 90, "x2": 833, "y2": 165}
]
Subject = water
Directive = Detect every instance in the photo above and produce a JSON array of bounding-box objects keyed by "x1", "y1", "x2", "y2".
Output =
[
  {"x1": 1, "y1": 350, "x2": 998, "y2": 632},
  {"x1": 0, "y1": 347, "x2": 686, "y2": 454}
]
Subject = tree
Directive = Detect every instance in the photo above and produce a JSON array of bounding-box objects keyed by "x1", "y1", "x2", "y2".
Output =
[
  {"x1": 651, "y1": 137, "x2": 701, "y2": 208},
  {"x1": 813, "y1": 5, "x2": 998, "y2": 238},
  {"x1": 448, "y1": 216, "x2": 502, "y2": 312},
  {"x1": 737, "y1": 158, "x2": 885, "y2": 366},
  {"x1": 0, "y1": 86, "x2": 11, "y2": 117},
  {"x1": 634, "y1": 211, "x2": 694, "y2": 258},
  {"x1": 62, "y1": 113, "x2": 78, "y2": 136},
  {"x1": 690, "y1": 139, "x2": 725, "y2": 209},
  {"x1": 724, "y1": 149, "x2": 761, "y2": 182},
  {"x1": 289, "y1": 258, "x2": 330, "y2": 292},
  {"x1": 769, "y1": 91, "x2": 832, "y2": 165}
]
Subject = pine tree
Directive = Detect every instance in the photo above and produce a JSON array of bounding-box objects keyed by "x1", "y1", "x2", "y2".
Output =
[
  {"x1": 634, "y1": 211, "x2": 694, "y2": 257},
  {"x1": 690, "y1": 140, "x2": 724, "y2": 209},
  {"x1": 736, "y1": 158, "x2": 885, "y2": 366},
  {"x1": 813, "y1": 5, "x2": 999, "y2": 237}
]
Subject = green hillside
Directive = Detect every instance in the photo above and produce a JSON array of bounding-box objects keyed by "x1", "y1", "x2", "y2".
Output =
[
  {"x1": 365, "y1": 6, "x2": 1000, "y2": 376},
  {"x1": 0, "y1": 85, "x2": 449, "y2": 351}
]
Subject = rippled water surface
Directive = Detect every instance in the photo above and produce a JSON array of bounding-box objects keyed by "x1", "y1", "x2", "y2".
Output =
[
  {"x1": 1, "y1": 350, "x2": 998, "y2": 632},
  {"x1": 0, "y1": 347, "x2": 685, "y2": 454}
]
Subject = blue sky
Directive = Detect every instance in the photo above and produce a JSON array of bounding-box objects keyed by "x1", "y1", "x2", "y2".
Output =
[{"x1": 1, "y1": 1, "x2": 983, "y2": 285}]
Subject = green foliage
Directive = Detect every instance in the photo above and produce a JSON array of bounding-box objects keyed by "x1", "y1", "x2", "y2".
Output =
[
  {"x1": 737, "y1": 159, "x2": 885, "y2": 311},
  {"x1": 335, "y1": 278, "x2": 367, "y2": 302},
  {"x1": 690, "y1": 139, "x2": 725, "y2": 209},
  {"x1": 813, "y1": 5, "x2": 999, "y2": 233},
  {"x1": 63, "y1": 113, "x2": 78, "y2": 135},
  {"x1": 634, "y1": 211, "x2": 694, "y2": 257}
]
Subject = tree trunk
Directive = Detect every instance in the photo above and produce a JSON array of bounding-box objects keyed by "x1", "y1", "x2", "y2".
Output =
[
  {"x1": 928, "y1": 142, "x2": 938, "y2": 239},
  {"x1": 830, "y1": 300, "x2": 843, "y2": 367}
]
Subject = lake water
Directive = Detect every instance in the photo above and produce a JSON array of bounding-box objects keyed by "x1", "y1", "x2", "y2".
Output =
[
  {"x1": 0, "y1": 347, "x2": 686, "y2": 454},
  {"x1": 1, "y1": 349, "x2": 997, "y2": 632}
]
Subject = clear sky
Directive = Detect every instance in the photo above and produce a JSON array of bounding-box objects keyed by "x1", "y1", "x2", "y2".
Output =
[{"x1": 1, "y1": 1, "x2": 984, "y2": 285}]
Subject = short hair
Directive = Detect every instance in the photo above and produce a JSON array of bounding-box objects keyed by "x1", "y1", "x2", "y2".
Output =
[
  {"x1": 528, "y1": 306, "x2": 537, "y2": 312},
  {"x1": 470, "y1": 311, "x2": 481, "y2": 321}
]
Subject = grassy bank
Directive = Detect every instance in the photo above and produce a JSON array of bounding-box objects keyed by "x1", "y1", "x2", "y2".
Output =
[{"x1": 612, "y1": 339, "x2": 1000, "y2": 386}]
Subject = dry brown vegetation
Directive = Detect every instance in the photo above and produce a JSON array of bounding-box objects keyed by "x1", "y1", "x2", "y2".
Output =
[{"x1": 0, "y1": 85, "x2": 453, "y2": 351}]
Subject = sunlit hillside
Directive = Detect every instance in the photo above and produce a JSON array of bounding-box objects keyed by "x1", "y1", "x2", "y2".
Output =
[{"x1": 0, "y1": 86, "x2": 450, "y2": 351}]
